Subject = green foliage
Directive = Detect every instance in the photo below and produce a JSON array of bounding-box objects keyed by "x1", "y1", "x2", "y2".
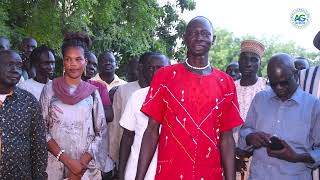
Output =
[
  {"x1": 209, "y1": 29, "x2": 320, "y2": 77},
  {"x1": 0, "y1": 0, "x2": 195, "y2": 76},
  {"x1": 210, "y1": 28, "x2": 241, "y2": 70}
]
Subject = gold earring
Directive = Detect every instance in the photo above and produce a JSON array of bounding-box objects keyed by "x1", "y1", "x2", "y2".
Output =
[
  {"x1": 83, "y1": 66, "x2": 87, "y2": 76},
  {"x1": 63, "y1": 67, "x2": 65, "y2": 76}
]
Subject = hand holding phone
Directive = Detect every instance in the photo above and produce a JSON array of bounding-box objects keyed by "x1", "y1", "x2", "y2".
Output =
[{"x1": 268, "y1": 136, "x2": 284, "y2": 150}]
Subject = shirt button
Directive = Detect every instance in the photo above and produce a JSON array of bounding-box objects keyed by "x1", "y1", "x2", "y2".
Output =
[{"x1": 277, "y1": 120, "x2": 280, "y2": 123}]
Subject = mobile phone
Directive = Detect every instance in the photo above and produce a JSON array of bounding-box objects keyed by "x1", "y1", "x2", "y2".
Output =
[{"x1": 269, "y1": 136, "x2": 284, "y2": 150}]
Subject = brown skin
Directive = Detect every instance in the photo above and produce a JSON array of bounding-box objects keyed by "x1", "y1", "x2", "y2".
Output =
[
  {"x1": 184, "y1": 17, "x2": 216, "y2": 75},
  {"x1": 246, "y1": 53, "x2": 315, "y2": 164},
  {"x1": 136, "y1": 17, "x2": 235, "y2": 180},
  {"x1": 294, "y1": 58, "x2": 310, "y2": 71},
  {"x1": 33, "y1": 51, "x2": 55, "y2": 84},
  {"x1": 82, "y1": 52, "x2": 114, "y2": 123},
  {"x1": 0, "y1": 51, "x2": 22, "y2": 94},
  {"x1": 238, "y1": 52, "x2": 261, "y2": 86},
  {"x1": 82, "y1": 52, "x2": 98, "y2": 81},
  {"x1": 21, "y1": 38, "x2": 37, "y2": 79},
  {"x1": 47, "y1": 47, "x2": 92, "y2": 179},
  {"x1": 235, "y1": 52, "x2": 261, "y2": 171},
  {"x1": 226, "y1": 62, "x2": 241, "y2": 81},
  {"x1": 98, "y1": 52, "x2": 117, "y2": 84},
  {"x1": 118, "y1": 55, "x2": 170, "y2": 180},
  {"x1": 126, "y1": 58, "x2": 139, "y2": 82}
]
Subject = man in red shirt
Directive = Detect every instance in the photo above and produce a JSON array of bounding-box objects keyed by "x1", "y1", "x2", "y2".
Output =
[{"x1": 135, "y1": 16, "x2": 243, "y2": 180}]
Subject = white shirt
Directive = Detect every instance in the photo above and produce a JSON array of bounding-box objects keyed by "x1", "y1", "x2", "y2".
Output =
[
  {"x1": 119, "y1": 87, "x2": 158, "y2": 180},
  {"x1": 18, "y1": 78, "x2": 49, "y2": 100},
  {"x1": 91, "y1": 73, "x2": 127, "y2": 91}
]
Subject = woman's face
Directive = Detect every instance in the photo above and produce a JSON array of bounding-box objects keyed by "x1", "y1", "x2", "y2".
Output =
[{"x1": 63, "y1": 47, "x2": 87, "y2": 79}]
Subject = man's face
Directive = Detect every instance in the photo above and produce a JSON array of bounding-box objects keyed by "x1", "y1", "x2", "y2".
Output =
[
  {"x1": 127, "y1": 60, "x2": 139, "y2": 82},
  {"x1": 85, "y1": 53, "x2": 98, "y2": 79},
  {"x1": 226, "y1": 63, "x2": 241, "y2": 81},
  {"x1": 35, "y1": 51, "x2": 55, "y2": 79},
  {"x1": 98, "y1": 53, "x2": 116, "y2": 74},
  {"x1": 0, "y1": 39, "x2": 10, "y2": 51},
  {"x1": 239, "y1": 52, "x2": 260, "y2": 77},
  {"x1": 268, "y1": 67, "x2": 297, "y2": 101},
  {"x1": 143, "y1": 55, "x2": 169, "y2": 85},
  {"x1": 0, "y1": 52, "x2": 22, "y2": 87},
  {"x1": 184, "y1": 18, "x2": 215, "y2": 56},
  {"x1": 22, "y1": 39, "x2": 37, "y2": 57}
]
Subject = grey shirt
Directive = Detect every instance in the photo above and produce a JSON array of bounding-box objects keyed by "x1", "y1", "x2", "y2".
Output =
[{"x1": 239, "y1": 87, "x2": 320, "y2": 180}]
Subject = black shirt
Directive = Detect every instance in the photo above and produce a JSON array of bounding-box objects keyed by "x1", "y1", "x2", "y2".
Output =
[{"x1": 0, "y1": 87, "x2": 47, "y2": 179}]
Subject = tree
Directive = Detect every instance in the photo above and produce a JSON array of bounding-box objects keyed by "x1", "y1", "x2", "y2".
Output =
[
  {"x1": 209, "y1": 29, "x2": 320, "y2": 77},
  {"x1": 0, "y1": 0, "x2": 196, "y2": 76},
  {"x1": 209, "y1": 28, "x2": 241, "y2": 70}
]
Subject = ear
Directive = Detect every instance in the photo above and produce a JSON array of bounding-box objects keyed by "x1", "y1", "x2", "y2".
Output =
[{"x1": 212, "y1": 35, "x2": 217, "y2": 45}]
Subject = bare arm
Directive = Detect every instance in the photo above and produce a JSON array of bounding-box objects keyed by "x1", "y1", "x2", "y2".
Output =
[
  {"x1": 135, "y1": 118, "x2": 160, "y2": 180},
  {"x1": 104, "y1": 105, "x2": 114, "y2": 123},
  {"x1": 220, "y1": 130, "x2": 236, "y2": 180},
  {"x1": 119, "y1": 129, "x2": 135, "y2": 180},
  {"x1": 48, "y1": 139, "x2": 85, "y2": 176}
]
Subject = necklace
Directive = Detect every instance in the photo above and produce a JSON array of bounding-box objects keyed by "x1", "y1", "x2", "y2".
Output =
[{"x1": 185, "y1": 58, "x2": 210, "y2": 70}]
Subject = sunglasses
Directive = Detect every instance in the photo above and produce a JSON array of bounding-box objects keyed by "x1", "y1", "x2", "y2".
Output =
[{"x1": 269, "y1": 75, "x2": 294, "y2": 87}]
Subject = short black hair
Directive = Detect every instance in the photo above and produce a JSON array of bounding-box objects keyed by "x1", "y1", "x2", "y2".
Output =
[
  {"x1": 0, "y1": 50, "x2": 20, "y2": 64},
  {"x1": 29, "y1": 45, "x2": 55, "y2": 66},
  {"x1": 139, "y1": 52, "x2": 167, "y2": 65},
  {"x1": 186, "y1": 16, "x2": 214, "y2": 32}
]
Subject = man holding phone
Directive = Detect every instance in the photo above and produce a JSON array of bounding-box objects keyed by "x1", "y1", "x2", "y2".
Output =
[{"x1": 239, "y1": 53, "x2": 320, "y2": 180}]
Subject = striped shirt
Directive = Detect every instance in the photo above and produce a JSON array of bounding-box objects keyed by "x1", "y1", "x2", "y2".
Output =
[{"x1": 299, "y1": 66, "x2": 320, "y2": 98}]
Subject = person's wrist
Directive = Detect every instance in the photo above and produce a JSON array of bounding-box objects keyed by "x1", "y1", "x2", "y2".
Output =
[
  {"x1": 61, "y1": 154, "x2": 71, "y2": 167},
  {"x1": 292, "y1": 153, "x2": 302, "y2": 163}
]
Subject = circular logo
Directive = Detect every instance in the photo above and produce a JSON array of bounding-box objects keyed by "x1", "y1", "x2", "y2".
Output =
[{"x1": 290, "y1": 8, "x2": 310, "y2": 29}]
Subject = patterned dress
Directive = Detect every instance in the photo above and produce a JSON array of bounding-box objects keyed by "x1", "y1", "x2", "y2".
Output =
[
  {"x1": 141, "y1": 64, "x2": 243, "y2": 180},
  {"x1": 40, "y1": 81, "x2": 109, "y2": 180}
]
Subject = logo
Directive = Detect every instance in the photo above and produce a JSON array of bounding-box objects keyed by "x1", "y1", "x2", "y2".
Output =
[{"x1": 290, "y1": 8, "x2": 310, "y2": 29}]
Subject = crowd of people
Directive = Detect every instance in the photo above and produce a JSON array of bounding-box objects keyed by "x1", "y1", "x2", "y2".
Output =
[{"x1": 0, "y1": 16, "x2": 319, "y2": 180}]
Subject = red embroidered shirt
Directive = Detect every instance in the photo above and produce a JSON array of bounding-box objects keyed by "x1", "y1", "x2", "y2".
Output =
[{"x1": 141, "y1": 64, "x2": 243, "y2": 180}]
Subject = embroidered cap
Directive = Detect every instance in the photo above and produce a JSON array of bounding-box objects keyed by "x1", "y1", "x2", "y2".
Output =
[
  {"x1": 240, "y1": 40, "x2": 265, "y2": 58},
  {"x1": 313, "y1": 31, "x2": 320, "y2": 50}
]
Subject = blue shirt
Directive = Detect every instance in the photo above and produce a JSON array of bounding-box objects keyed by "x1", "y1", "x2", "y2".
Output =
[{"x1": 239, "y1": 87, "x2": 320, "y2": 180}]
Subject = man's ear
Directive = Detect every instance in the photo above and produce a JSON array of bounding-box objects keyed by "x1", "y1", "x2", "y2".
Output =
[
  {"x1": 212, "y1": 35, "x2": 217, "y2": 46},
  {"x1": 293, "y1": 69, "x2": 300, "y2": 82}
]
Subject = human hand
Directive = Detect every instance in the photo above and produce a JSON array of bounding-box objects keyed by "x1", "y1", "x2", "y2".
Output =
[
  {"x1": 235, "y1": 148, "x2": 251, "y2": 173},
  {"x1": 66, "y1": 159, "x2": 84, "y2": 176},
  {"x1": 267, "y1": 139, "x2": 298, "y2": 162},
  {"x1": 68, "y1": 173, "x2": 81, "y2": 180},
  {"x1": 79, "y1": 153, "x2": 92, "y2": 176},
  {"x1": 246, "y1": 132, "x2": 271, "y2": 148}
]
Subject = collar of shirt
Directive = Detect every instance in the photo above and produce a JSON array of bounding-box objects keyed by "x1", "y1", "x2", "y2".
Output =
[
  {"x1": 0, "y1": 89, "x2": 14, "y2": 107},
  {"x1": 92, "y1": 73, "x2": 122, "y2": 86},
  {"x1": 269, "y1": 86, "x2": 304, "y2": 105}
]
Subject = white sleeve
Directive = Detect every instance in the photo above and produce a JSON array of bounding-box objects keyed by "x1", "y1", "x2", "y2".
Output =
[{"x1": 119, "y1": 94, "x2": 137, "y2": 131}]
